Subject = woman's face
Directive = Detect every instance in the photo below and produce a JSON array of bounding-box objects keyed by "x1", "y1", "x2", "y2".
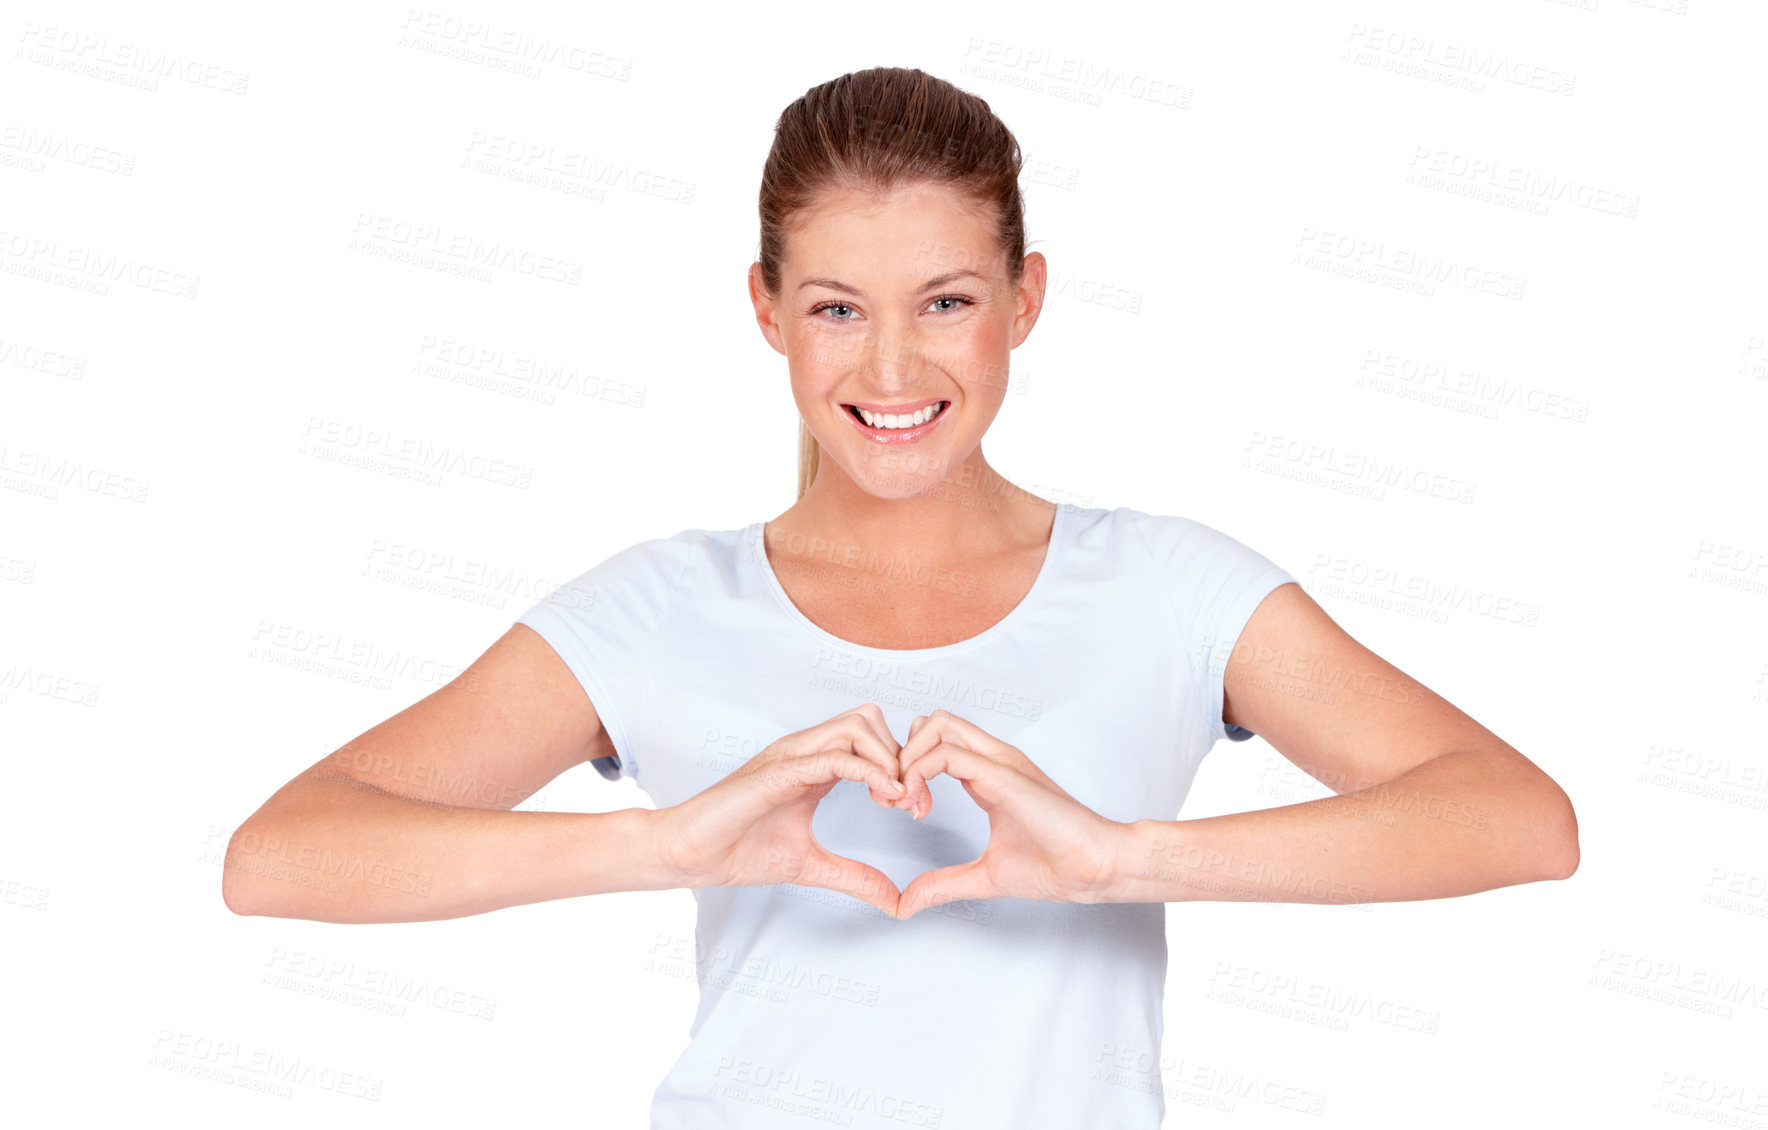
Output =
[{"x1": 749, "y1": 180, "x2": 1046, "y2": 501}]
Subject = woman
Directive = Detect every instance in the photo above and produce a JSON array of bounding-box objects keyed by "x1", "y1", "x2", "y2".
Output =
[{"x1": 224, "y1": 67, "x2": 1578, "y2": 1128}]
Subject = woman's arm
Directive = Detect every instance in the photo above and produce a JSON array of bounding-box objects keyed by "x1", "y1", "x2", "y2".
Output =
[
  {"x1": 222, "y1": 624, "x2": 677, "y2": 923},
  {"x1": 885, "y1": 583, "x2": 1578, "y2": 918},
  {"x1": 1106, "y1": 582, "x2": 1578, "y2": 905}
]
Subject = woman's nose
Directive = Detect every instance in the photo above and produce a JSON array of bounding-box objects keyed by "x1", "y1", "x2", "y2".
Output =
[{"x1": 862, "y1": 330, "x2": 923, "y2": 386}]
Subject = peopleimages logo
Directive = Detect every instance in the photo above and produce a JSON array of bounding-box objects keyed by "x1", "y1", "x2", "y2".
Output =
[
  {"x1": 1342, "y1": 23, "x2": 1577, "y2": 96},
  {"x1": 349, "y1": 213, "x2": 584, "y2": 286},
  {"x1": 808, "y1": 648, "x2": 1045, "y2": 720},
  {"x1": 1293, "y1": 227, "x2": 1526, "y2": 300},
  {"x1": 299, "y1": 418, "x2": 534, "y2": 489},
  {"x1": 0, "y1": 229, "x2": 199, "y2": 299},
  {"x1": 15, "y1": 23, "x2": 251, "y2": 94}
]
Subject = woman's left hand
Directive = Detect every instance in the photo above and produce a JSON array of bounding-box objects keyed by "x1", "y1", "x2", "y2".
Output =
[{"x1": 890, "y1": 709, "x2": 1130, "y2": 919}]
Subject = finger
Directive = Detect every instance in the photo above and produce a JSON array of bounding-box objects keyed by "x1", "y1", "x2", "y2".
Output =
[
  {"x1": 809, "y1": 747, "x2": 906, "y2": 804},
  {"x1": 898, "y1": 727, "x2": 975, "y2": 817},
  {"x1": 898, "y1": 859, "x2": 995, "y2": 920},
  {"x1": 897, "y1": 708, "x2": 1005, "y2": 776},
  {"x1": 894, "y1": 713, "x2": 976, "y2": 810},
  {"x1": 927, "y1": 710, "x2": 1059, "y2": 790},
  {"x1": 817, "y1": 714, "x2": 906, "y2": 805},
  {"x1": 902, "y1": 741, "x2": 1015, "y2": 820},
  {"x1": 892, "y1": 716, "x2": 930, "y2": 809},
  {"x1": 799, "y1": 843, "x2": 904, "y2": 918},
  {"x1": 910, "y1": 709, "x2": 995, "y2": 753},
  {"x1": 739, "y1": 747, "x2": 901, "y2": 810},
  {"x1": 895, "y1": 712, "x2": 949, "y2": 776},
  {"x1": 843, "y1": 706, "x2": 908, "y2": 806},
  {"x1": 846, "y1": 702, "x2": 903, "y2": 758},
  {"x1": 898, "y1": 711, "x2": 1046, "y2": 811}
]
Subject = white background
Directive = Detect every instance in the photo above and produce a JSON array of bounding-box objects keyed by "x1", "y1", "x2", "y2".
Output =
[{"x1": 4, "y1": 1, "x2": 1765, "y2": 1126}]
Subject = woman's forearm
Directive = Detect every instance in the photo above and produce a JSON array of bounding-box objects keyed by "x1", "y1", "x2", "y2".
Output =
[
  {"x1": 222, "y1": 771, "x2": 676, "y2": 923},
  {"x1": 1104, "y1": 747, "x2": 1580, "y2": 905}
]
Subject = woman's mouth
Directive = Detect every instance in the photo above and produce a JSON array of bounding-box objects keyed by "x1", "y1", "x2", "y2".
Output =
[{"x1": 842, "y1": 400, "x2": 949, "y2": 444}]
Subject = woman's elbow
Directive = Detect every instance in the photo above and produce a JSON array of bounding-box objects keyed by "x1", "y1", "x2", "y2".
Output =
[{"x1": 1538, "y1": 781, "x2": 1580, "y2": 882}]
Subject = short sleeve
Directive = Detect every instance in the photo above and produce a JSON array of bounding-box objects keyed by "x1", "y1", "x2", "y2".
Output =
[
  {"x1": 512, "y1": 535, "x2": 697, "y2": 784},
  {"x1": 1126, "y1": 509, "x2": 1297, "y2": 747}
]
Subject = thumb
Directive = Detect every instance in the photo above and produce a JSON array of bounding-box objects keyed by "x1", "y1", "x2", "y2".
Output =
[
  {"x1": 898, "y1": 860, "x2": 995, "y2": 920},
  {"x1": 799, "y1": 842, "x2": 904, "y2": 919}
]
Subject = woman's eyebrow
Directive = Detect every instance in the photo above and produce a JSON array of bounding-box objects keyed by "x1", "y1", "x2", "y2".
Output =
[{"x1": 796, "y1": 269, "x2": 985, "y2": 296}]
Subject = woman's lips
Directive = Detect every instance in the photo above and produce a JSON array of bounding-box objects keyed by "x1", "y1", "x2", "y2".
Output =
[{"x1": 841, "y1": 400, "x2": 949, "y2": 445}]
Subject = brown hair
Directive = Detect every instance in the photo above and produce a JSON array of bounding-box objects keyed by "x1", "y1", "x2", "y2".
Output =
[{"x1": 755, "y1": 67, "x2": 1027, "y2": 502}]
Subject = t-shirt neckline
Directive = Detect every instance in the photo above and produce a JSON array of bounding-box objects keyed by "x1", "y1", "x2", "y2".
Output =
[{"x1": 749, "y1": 502, "x2": 1067, "y2": 659}]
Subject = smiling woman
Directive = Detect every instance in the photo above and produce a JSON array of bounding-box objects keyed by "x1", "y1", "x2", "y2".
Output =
[
  {"x1": 752, "y1": 68, "x2": 1031, "y2": 505},
  {"x1": 222, "y1": 65, "x2": 1577, "y2": 1130}
]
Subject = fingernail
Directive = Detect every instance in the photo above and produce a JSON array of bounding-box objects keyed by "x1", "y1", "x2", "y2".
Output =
[{"x1": 889, "y1": 779, "x2": 905, "y2": 793}]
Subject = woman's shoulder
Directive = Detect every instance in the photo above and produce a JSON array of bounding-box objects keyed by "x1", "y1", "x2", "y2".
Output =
[
  {"x1": 576, "y1": 521, "x2": 750, "y2": 585},
  {"x1": 1079, "y1": 503, "x2": 1288, "y2": 575},
  {"x1": 1063, "y1": 502, "x2": 1218, "y2": 547},
  {"x1": 521, "y1": 521, "x2": 751, "y2": 632}
]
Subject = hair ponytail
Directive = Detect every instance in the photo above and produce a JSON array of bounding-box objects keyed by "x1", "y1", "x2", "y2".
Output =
[{"x1": 796, "y1": 419, "x2": 820, "y2": 501}]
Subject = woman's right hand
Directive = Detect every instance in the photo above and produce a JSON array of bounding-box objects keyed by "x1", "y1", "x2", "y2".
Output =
[{"x1": 653, "y1": 704, "x2": 908, "y2": 916}]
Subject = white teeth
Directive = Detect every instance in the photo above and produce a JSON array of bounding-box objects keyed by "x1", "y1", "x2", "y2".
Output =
[{"x1": 857, "y1": 402, "x2": 944, "y2": 429}]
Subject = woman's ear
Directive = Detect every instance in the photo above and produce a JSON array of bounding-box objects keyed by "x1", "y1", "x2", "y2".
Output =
[
  {"x1": 748, "y1": 262, "x2": 787, "y2": 356},
  {"x1": 1009, "y1": 251, "x2": 1048, "y2": 349}
]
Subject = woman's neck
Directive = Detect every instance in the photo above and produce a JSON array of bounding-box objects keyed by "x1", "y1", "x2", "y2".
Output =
[{"x1": 771, "y1": 450, "x2": 1054, "y2": 564}]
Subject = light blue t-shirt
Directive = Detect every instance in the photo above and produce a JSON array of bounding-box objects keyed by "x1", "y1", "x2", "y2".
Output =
[{"x1": 514, "y1": 503, "x2": 1295, "y2": 1130}]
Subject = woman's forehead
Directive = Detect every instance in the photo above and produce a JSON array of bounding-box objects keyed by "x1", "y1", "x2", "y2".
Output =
[
  {"x1": 783, "y1": 186, "x2": 1004, "y2": 279},
  {"x1": 795, "y1": 178, "x2": 993, "y2": 220}
]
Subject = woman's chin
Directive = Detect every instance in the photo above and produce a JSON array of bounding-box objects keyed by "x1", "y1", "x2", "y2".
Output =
[{"x1": 849, "y1": 448, "x2": 958, "y2": 496}]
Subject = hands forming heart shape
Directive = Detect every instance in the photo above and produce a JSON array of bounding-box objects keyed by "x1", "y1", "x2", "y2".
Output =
[{"x1": 653, "y1": 704, "x2": 1130, "y2": 919}]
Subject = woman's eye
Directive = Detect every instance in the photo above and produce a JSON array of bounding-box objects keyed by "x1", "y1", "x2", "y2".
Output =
[{"x1": 808, "y1": 295, "x2": 972, "y2": 320}]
